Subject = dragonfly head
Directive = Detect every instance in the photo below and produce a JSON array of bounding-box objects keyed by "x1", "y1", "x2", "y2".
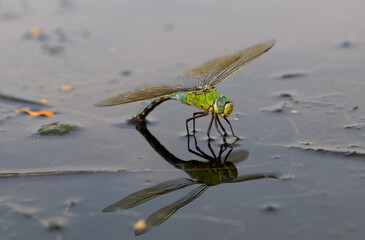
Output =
[{"x1": 214, "y1": 96, "x2": 233, "y2": 117}]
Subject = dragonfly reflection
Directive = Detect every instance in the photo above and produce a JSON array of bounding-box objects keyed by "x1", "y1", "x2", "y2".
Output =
[{"x1": 103, "y1": 121, "x2": 278, "y2": 235}]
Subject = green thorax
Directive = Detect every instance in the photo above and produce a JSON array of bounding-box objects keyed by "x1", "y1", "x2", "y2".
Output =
[{"x1": 178, "y1": 88, "x2": 221, "y2": 111}]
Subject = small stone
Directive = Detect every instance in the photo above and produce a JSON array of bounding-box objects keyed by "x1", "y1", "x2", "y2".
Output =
[{"x1": 37, "y1": 121, "x2": 81, "y2": 136}]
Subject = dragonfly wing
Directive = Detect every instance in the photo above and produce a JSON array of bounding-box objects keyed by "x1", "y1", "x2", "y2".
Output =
[
  {"x1": 94, "y1": 84, "x2": 197, "y2": 106},
  {"x1": 144, "y1": 185, "x2": 208, "y2": 227},
  {"x1": 183, "y1": 39, "x2": 275, "y2": 88},
  {"x1": 102, "y1": 178, "x2": 196, "y2": 212}
]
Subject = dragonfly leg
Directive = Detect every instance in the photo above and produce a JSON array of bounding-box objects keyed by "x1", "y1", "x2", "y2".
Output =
[
  {"x1": 214, "y1": 114, "x2": 225, "y2": 137},
  {"x1": 223, "y1": 117, "x2": 239, "y2": 138},
  {"x1": 207, "y1": 114, "x2": 215, "y2": 139},
  {"x1": 216, "y1": 116, "x2": 228, "y2": 137},
  {"x1": 192, "y1": 112, "x2": 206, "y2": 133},
  {"x1": 187, "y1": 132, "x2": 214, "y2": 160},
  {"x1": 186, "y1": 112, "x2": 208, "y2": 136}
]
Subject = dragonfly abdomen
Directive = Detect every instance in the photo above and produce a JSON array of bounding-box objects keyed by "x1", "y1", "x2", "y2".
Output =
[
  {"x1": 129, "y1": 97, "x2": 172, "y2": 122},
  {"x1": 178, "y1": 88, "x2": 221, "y2": 112}
]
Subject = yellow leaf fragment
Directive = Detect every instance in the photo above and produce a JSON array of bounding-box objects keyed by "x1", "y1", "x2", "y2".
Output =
[
  {"x1": 39, "y1": 99, "x2": 48, "y2": 104},
  {"x1": 17, "y1": 109, "x2": 55, "y2": 117},
  {"x1": 60, "y1": 85, "x2": 74, "y2": 91},
  {"x1": 290, "y1": 110, "x2": 299, "y2": 114},
  {"x1": 30, "y1": 27, "x2": 43, "y2": 37},
  {"x1": 133, "y1": 219, "x2": 147, "y2": 232}
]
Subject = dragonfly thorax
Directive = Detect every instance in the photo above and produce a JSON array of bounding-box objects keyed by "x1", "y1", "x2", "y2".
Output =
[{"x1": 178, "y1": 89, "x2": 233, "y2": 117}]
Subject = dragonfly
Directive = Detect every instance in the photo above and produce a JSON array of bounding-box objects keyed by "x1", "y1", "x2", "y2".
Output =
[{"x1": 94, "y1": 39, "x2": 276, "y2": 138}]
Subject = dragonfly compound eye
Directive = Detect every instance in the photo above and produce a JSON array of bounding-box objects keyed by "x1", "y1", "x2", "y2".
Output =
[
  {"x1": 223, "y1": 102, "x2": 233, "y2": 117},
  {"x1": 214, "y1": 96, "x2": 233, "y2": 117}
]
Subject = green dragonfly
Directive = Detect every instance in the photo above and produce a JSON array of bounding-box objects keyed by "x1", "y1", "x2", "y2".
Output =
[{"x1": 95, "y1": 39, "x2": 276, "y2": 138}]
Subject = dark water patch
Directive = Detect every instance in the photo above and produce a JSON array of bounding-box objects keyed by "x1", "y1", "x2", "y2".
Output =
[
  {"x1": 272, "y1": 71, "x2": 309, "y2": 80},
  {"x1": 42, "y1": 43, "x2": 64, "y2": 55},
  {"x1": 121, "y1": 70, "x2": 132, "y2": 76},
  {"x1": 56, "y1": 0, "x2": 76, "y2": 15},
  {"x1": 0, "y1": 1, "x2": 29, "y2": 21},
  {"x1": 338, "y1": 40, "x2": 356, "y2": 49}
]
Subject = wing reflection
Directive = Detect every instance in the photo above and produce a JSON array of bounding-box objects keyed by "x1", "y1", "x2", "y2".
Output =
[{"x1": 103, "y1": 121, "x2": 279, "y2": 235}]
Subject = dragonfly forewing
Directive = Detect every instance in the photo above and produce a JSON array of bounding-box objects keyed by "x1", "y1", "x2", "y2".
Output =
[{"x1": 94, "y1": 84, "x2": 197, "y2": 106}]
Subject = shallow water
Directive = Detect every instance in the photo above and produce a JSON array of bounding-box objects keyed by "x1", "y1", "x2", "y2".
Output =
[{"x1": 1, "y1": 0, "x2": 365, "y2": 239}]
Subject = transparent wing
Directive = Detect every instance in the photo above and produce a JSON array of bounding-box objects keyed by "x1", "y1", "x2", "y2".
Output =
[
  {"x1": 183, "y1": 39, "x2": 276, "y2": 88},
  {"x1": 144, "y1": 185, "x2": 208, "y2": 227},
  {"x1": 102, "y1": 178, "x2": 196, "y2": 212},
  {"x1": 94, "y1": 84, "x2": 198, "y2": 106}
]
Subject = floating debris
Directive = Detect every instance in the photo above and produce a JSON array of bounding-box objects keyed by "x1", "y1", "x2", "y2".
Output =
[
  {"x1": 260, "y1": 102, "x2": 291, "y2": 113},
  {"x1": 283, "y1": 143, "x2": 365, "y2": 157},
  {"x1": 0, "y1": 91, "x2": 48, "y2": 105},
  {"x1": 60, "y1": 85, "x2": 74, "y2": 91},
  {"x1": 272, "y1": 71, "x2": 309, "y2": 79},
  {"x1": 17, "y1": 109, "x2": 55, "y2": 117},
  {"x1": 30, "y1": 27, "x2": 44, "y2": 37},
  {"x1": 270, "y1": 90, "x2": 299, "y2": 99},
  {"x1": 63, "y1": 197, "x2": 83, "y2": 212},
  {"x1": 46, "y1": 217, "x2": 69, "y2": 232},
  {"x1": 134, "y1": 219, "x2": 148, "y2": 234},
  {"x1": 37, "y1": 121, "x2": 81, "y2": 136},
  {"x1": 261, "y1": 203, "x2": 280, "y2": 212},
  {"x1": 24, "y1": 27, "x2": 48, "y2": 41},
  {"x1": 344, "y1": 122, "x2": 365, "y2": 129},
  {"x1": 280, "y1": 174, "x2": 295, "y2": 181}
]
